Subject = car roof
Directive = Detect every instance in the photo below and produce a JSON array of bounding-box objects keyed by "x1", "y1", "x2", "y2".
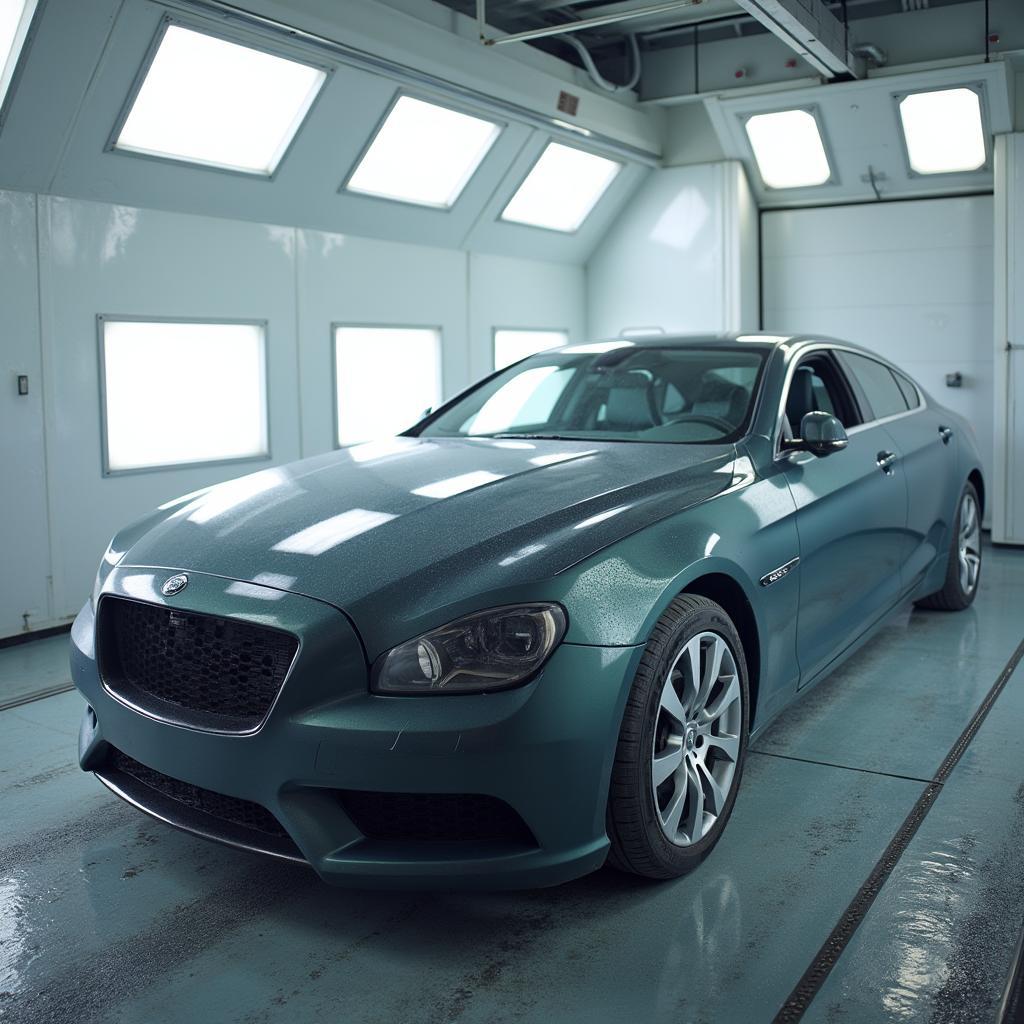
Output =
[{"x1": 578, "y1": 332, "x2": 860, "y2": 353}]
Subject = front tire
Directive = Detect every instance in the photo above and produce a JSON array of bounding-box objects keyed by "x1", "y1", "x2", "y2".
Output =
[
  {"x1": 915, "y1": 481, "x2": 982, "y2": 611},
  {"x1": 606, "y1": 595, "x2": 749, "y2": 879}
]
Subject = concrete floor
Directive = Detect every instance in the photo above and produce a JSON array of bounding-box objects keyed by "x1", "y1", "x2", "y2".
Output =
[{"x1": 2, "y1": 545, "x2": 1023, "y2": 1024}]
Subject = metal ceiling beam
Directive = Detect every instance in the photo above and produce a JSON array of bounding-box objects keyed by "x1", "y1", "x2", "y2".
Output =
[
  {"x1": 730, "y1": 0, "x2": 858, "y2": 76},
  {"x1": 477, "y1": 0, "x2": 706, "y2": 45}
]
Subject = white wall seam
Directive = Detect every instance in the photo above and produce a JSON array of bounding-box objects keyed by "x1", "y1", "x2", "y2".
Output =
[
  {"x1": 44, "y1": 0, "x2": 128, "y2": 194},
  {"x1": 34, "y1": 194, "x2": 61, "y2": 625}
]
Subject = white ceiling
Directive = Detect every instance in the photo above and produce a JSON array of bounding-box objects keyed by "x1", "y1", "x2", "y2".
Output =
[{"x1": 0, "y1": 0, "x2": 660, "y2": 263}]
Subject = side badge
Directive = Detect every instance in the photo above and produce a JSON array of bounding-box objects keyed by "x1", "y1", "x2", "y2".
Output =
[
  {"x1": 760, "y1": 557, "x2": 799, "y2": 587},
  {"x1": 162, "y1": 573, "x2": 189, "y2": 597}
]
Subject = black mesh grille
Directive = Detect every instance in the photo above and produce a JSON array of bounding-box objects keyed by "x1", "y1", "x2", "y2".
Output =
[
  {"x1": 340, "y1": 790, "x2": 536, "y2": 845},
  {"x1": 109, "y1": 748, "x2": 289, "y2": 838},
  {"x1": 98, "y1": 596, "x2": 298, "y2": 731}
]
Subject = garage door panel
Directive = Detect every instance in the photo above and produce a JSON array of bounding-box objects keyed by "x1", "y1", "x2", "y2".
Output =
[
  {"x1": 763, "y1": 197, "x2": 993, "y2": 499},
  {"x1": 763, "y1": 249, "x2": 992, "y2": 311},
  {"x1": 763, "y1": 196, "x2": 993, "y2": 259},
  {"x1": 763, "y1": 303, "x2": 993, "y2": 364}
]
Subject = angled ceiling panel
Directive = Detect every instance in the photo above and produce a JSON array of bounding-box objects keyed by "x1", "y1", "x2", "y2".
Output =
[
  {"x1": 706, "y1": 61, "x2": 1013, "y2": 207},
  {"x1": 462, "y1": 130, "x2": 651, "y2": 261},
  {"x1": 0, "y1": 0, "x2": 660, "y2": 262}
]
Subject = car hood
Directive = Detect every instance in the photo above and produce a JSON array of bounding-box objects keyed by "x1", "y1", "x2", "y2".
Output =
[{"x1": 114, "y1": 437, "x2": 738, "y2": 653}]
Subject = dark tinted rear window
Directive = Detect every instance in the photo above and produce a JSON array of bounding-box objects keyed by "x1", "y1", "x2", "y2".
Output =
[
  {"x1": 892, "y1": 369, "x2": 921, "y2": 409},
  {"x1": 838, "y1": 352, "x2": 909, "y2": 421}
]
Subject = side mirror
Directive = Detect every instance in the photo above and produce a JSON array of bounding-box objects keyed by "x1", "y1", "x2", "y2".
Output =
[{"x1": 783, "y1": 411, "x2": 849, "y2": 458}]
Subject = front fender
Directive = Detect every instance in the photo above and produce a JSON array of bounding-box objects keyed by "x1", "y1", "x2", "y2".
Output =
[{"x1": 554, "y1": 470, "x2": 802, "y2": 724}]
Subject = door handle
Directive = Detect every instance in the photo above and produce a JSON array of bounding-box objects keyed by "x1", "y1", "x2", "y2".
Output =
[
  {"x1": 877, "y1": 450, "x2": 898, "y2": 474},
  {"x1": 938, "y1": 425, "x2": 953, "y2": 444}
]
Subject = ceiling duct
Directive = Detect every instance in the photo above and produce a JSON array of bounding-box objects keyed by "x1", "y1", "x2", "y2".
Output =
[{"x1": 731, "y1": 0, "x2": 858, "y2": 77}]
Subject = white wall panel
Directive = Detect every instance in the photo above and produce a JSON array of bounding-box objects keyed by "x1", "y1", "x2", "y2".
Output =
[
  {"x1": 586, "y1": 162, "x2": 757, "y2": 339},
  {"x1": 993, "y1": 134, "x2": 1024, "y2": 544},
  {"x1": 295, "y1": 229, "x2": 468, "y2": 456},
  {"x1": 762, "y1": 195, "x2": 994, "y2": 497},
  {"x1": 468, "y1": 253, "x2": 585, "y2": 380},
  {"x1": 0, "y1": 189, "x2": 589, "y2": 636},
  {"x1": 38, "y1": 195, "x2": 302, "y2": 623},
  {"x1": 0, "y1": 191, "x2": 51, "y2": 636}
]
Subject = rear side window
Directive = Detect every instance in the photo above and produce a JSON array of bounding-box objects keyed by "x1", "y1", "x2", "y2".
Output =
[
  {"x1": 838, "y1": 352, "x2": 909, "y2": 421},
  {"x1": 892, "y1": 369, "x2": 921, "y2": 409}
]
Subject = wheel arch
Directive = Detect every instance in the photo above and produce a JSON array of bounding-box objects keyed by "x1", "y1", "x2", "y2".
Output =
[
  {"x1": 967, "y1": 467, "x2": 984, "y2": 518},
  {"x1": 679, "y1": 572, "x2": 762, "y2": 728}
]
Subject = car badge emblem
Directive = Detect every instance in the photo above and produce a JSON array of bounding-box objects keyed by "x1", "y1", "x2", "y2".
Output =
[{"x1": 162, "y1": 574, "x2": 189, "y2": 597}]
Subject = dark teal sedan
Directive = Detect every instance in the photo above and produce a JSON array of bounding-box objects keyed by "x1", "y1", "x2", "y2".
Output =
[{"x1": 71, "y1": 334, "x2": 984, "y2": 887}]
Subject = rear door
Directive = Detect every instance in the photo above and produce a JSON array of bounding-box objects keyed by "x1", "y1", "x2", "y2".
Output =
[
  {"x1": 779, "y1": 349, "x2": 907, "y2": 686},
  {"x1": 836, "y1": 352, "x2": 957, "y2": 591}
]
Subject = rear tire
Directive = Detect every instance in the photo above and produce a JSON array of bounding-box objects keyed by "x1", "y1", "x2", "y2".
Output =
[
  {"x1": 915, "y1": 481, "x2": 982, "y2": 611},
  {"x1": 606, "y1": 595, "x2": 749, "y2": 880}
]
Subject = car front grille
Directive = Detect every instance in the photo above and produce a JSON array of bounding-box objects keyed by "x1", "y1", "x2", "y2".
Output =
[
  {"x1": 97, "y1": 596, "x2": 298, "y2": 732},
  {"x1": 339, "y1": 790, "x2": 536, "y2": 845}
]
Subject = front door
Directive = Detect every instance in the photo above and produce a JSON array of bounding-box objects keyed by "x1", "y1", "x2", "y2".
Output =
[{"x1": 779, "y1": 352, "x2": 908, "y2": 686}]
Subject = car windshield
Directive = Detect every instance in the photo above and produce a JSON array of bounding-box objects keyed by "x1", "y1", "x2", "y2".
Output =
[{"x1": 417, "y1": 344, "x2": 766, "y2": 444}]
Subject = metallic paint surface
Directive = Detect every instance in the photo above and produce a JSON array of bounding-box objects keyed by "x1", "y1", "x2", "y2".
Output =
[{"x1": 69, "y1": 334, "x2": 987, "y2": 888}]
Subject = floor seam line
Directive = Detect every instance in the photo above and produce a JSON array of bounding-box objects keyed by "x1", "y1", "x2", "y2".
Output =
[
  {"x1": 771, "y1": 629, "x2": 1024, "y2": 1024},
  {"x1": 749, "y1": 749, "x2": 935, "y2": 785},
  {"x1": 0, "y1": 682, "x2": 74, "y2": 713}
]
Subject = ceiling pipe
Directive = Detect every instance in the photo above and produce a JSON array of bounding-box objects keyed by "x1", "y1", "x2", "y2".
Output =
[
  {"x1": 852, "y1": 42, "x2": 887, "y2": 66},
  {"x1": 564, "y1": 33, "x2": 642, "y2": 92}
]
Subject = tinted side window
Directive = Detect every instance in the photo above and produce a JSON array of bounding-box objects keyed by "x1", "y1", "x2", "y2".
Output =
[
  {"x1": 892, "y1": 369, "x2": 921, "y2": 409},
  {"x1": 839, "y1": 353, "x2": 909, "y2": 421}
]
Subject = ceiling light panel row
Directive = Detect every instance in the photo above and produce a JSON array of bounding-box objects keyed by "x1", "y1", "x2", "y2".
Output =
[
  {"x1": 105, "y1": 20, "x2": 625, "y2": 235},
  {"x1": 708, "y1": 62, "x2": 1012, "y2": 207}
]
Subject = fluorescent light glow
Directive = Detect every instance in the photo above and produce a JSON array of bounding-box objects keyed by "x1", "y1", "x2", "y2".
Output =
[
  {"x1": 115, "y1": 25, "x2": 325, "y2": 174},
  {"x1": 899, "y1": 88, "x2": 986, "y2": 175},
  {"x1": 501, "y1": 143, "x2": 622, "y2": 232},
  {"x1": 347, "y1": 96, "x2": 500, "y2": 207},
  {"x1": 272, "y1": 509, "x2": 396, "y2": 556},
  {"x1": 413, "y1": 470, "x2": 503, "y2": 499},
  {"x1": 467, "y1": 366, "x2": 569, "y2": 436},
  {"x1": 185, "y1": 469, "x2": 288, "y2": 525},
  {"x1": 574, "y1": 506, "x2": 628, "y2": 530},
  {"x1": 101, "y1": 321, "x2": 267, "y2": 472},
  {"x1": 0, "y1": 0, "x2": 37, "y2": 111},
  {"x1": 494, "y1": 329, "x2": 568, "y2": 370},
  {"x1": 335, "y1": 327, "x2": 441, "y2": 445},
  {"x1": 530, "y1": 450, "x2": 595, "y2": 467},
  {"x1": 499, "y1": 543, "x2": 546, "y2": 567},
  {"x1": 563, "y1": 340, "x2": 634, "y2": 354},
  {"x1": 744, "y1": 109, "x2": 831, "y2": 189}
]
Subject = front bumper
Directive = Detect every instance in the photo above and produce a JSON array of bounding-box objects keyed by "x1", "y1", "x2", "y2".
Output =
[{"x1": 72, "y1": 567, "x2": 642, "y2": 889}]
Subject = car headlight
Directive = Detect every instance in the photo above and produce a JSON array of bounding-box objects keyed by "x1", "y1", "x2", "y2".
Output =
[{"x1": 372, "y1": 604, "x2": 567, "y2": 696}]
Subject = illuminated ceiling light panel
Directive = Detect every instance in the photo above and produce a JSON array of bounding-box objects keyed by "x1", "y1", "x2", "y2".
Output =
[
  {"x1": 899, "y1": 87, "x2": 986, "y2": 175},
  {"x1": 115, "y1": 25, "x2": 326, "y2": 174},
  {"x1": 346, "y1": 96, "x2": 500, "y2": 207},
  {"x1": 0, "y1": 0, "x2": 39, "y2": 111},
  {"x1": 744, "y1": 109, "x2": 832, "y2": 189},
  {"x1": 493, "y1": 329, "x2": 568, "y2": 370},
  {"x1": 501, "y1": 142, "x2": 622, "y2": 232}
]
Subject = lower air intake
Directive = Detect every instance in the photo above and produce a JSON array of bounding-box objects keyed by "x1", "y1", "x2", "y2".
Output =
[{"x1": 340, "y1": 790, "x2": 536, "y2": 845}]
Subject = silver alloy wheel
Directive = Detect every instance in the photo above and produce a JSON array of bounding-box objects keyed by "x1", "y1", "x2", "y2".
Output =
[
  {"x1": 958, "y1": 491, "x2": 981, "y2": 594},
  {"x1": 652, "y1": 631, "x2": 742, "y2": 846}
]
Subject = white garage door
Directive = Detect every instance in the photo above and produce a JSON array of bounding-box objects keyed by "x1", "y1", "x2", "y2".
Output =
[{"x1": 762, "y1": 196, "x2": 994, "y2": 490}]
